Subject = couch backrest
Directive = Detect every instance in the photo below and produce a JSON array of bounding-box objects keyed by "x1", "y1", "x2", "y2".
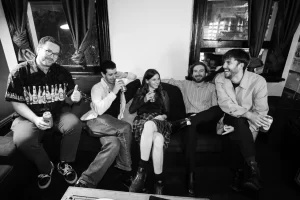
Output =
[{"x1": 161, "y1": 82, "x2": 186, "y2": 121}]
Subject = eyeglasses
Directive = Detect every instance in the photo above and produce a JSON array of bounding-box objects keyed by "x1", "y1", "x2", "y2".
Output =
[{"x1": 44, "y1": 48, "x2": 60, "y2": 58}]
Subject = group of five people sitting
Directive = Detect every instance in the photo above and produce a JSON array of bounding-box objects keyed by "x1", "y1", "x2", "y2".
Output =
[{"x1": 5, "y1": 36, "x2": 272, "y2": 197}]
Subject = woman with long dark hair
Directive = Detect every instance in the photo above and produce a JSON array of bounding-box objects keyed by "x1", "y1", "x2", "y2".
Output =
[{"x1": 128, "y1": 69, "x2": 185, "y2": 195}]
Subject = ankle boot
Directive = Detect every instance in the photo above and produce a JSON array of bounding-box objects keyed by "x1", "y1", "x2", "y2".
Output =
[
  {"x1": 129, "y1": 167, "x2": 147, "y2": 193},
  {"x1": 243, "y1": 161, "x2": 263, "y2": 191},
  {"x1": 154, "y1": 181, "x2": 164, "y2": 195},
  {"x1": 187, "y1": 172, "x2": 196, "y2": 197},
  {"x1": 171, "y1": 118, "x2": 191, "y2": 132},
  {"x1": 230, "y1": 169, "x2": 244, "y2": 192}
]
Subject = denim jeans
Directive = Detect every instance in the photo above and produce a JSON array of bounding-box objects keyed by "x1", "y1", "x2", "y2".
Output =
[
  {"x1": 12, "y1": 112, "x2": 82, "y2": 174},
  {"x1": 81, "y1": 114, "x2": 132, "y2": 186}
]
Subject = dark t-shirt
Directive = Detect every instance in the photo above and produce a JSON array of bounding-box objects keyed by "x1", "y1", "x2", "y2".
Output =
[
  {"x1": 5, "y1": 60, "x2": 75, "y2": 116},
  {"x1": 104, "y1": 91, "x2": 121, "y2": 118},
  {"x1": 129, "y1": 88, "x2": 170, "y2": 117}
]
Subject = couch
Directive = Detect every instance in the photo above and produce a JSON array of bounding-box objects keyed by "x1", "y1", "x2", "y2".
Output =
[
  {"x1": 1, "y1": 74, "x2": 278, "y2": 193},
  {"x1": 70, "y1": 76, "x2": 224, "y2": 157}
]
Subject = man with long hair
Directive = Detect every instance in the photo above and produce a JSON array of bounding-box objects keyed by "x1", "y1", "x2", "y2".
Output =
[{"x1": 165, "y1": 62, "x2": 223, "y2": 197}]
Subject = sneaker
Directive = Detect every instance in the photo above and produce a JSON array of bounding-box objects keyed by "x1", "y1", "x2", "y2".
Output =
[
  {"x1": 57, "y1": 162, "x2": 78, "y2": 184},
  {"x1": 38, "y1": 161, "x2": 54, "y2": 189}
]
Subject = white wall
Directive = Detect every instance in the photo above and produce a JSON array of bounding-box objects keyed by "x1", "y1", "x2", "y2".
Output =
[{"x1": 108, "y1": 0, "x2": 193, "y2": 79}]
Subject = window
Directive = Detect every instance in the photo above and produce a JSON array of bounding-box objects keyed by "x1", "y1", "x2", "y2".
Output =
[
  {"x1": 203, "y1": 0, "x2": 248, "y2": 41},
  {"x1": 198, "y1": 0, "x2": 278, "y2": 74},
  {"x1": 28, "y1": 1, "x2": 100, "y2": 66}
]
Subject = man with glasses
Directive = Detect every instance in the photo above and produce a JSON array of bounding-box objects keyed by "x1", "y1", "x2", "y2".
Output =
[
  {"x1": 5, "y1": 36, "x2": 82, "y2": 189},
  {"x1": 215, "y1": 49, "x2": 271, "y2": 191}
]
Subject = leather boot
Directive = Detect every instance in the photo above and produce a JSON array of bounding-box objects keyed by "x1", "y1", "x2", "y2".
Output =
[
  {"x1": 171, "y1": 118, "x2": 191, "y2": 132},
  {"x1": 187, "y1": 172, "x2": 196, "y2": 197},
  {"x1": 230, "y1": 169, "x2": 244, "y2": 192},
  {"x1": 243, "y1": 161, "x2": 263, "y2": 191},
  {"x1": 154, "y1": 181, "x2": 164, "y2": 195},
  {"x1": 129, "y1": 167, "x2": 147, "y2": 193}
]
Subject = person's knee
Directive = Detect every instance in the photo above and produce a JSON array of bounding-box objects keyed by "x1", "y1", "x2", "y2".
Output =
[
  {"x1": 104, "y1": 137, "x2": 121, "y2": 155},
  {"x1": 153, "y1": 133, "x2": 164, "y2": 149},
  {"x1": 121, "y1": 123, "x2": 131, "y2": 134},
  {"x1": 64, "y1": 114, "x2": 82, "y2": 132},
  {"x1": 144, "y1": 121, "x2": 156, "y2": 131}
]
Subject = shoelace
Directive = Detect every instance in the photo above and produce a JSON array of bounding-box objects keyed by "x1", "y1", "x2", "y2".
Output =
[
  {"x1": 38, "y1": 174, "x2": 50, "y2": 179},
  {"x1": 60, "y1": 163, "x2": 73, "y2": 176}
]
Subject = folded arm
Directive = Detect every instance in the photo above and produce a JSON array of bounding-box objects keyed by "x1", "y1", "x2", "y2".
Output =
[{"x1": 90, "y1": 86, "x2": 117, "y2": 116}]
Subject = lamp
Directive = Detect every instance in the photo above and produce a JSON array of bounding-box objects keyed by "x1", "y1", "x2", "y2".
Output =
[{"x1": 60, "y1": 24, "x2": 69, "y2": 30}]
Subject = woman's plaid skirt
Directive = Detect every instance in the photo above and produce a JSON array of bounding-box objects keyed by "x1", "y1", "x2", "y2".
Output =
[{"x1": 132, "y1": 112, "x2": 172, "y2": 148}]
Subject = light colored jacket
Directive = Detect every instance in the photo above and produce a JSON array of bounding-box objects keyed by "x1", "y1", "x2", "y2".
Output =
[{"x1": 215, "y1": 70, "x2": 269, "y2": 138}]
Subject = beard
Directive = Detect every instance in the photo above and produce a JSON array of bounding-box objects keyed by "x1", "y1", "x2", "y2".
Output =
[{"x1": 192, "y1": 75, "x2": 204, "y2": 83}]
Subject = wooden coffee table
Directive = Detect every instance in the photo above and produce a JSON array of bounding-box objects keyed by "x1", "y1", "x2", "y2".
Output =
[{"x1": 61, "y1": 186, "x2": 209, "y2": 200}]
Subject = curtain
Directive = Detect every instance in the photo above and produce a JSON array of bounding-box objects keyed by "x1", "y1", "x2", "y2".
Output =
[
  {"x1": 264, "y1": 0, "x2": 300, "y2": 76},
  {"x1": 248, "y1": 0, "x2": 273, "y2": 58},
  {"x1": 61, "y1": 0, "x2": 95, "y2": 66},
  {"x1": 95, "y1": 0, "x2": 111, "y2": 63},
  {"x1": 188, "y1": 0, "x2": 207, "y2": 66},
  {"x1": 2, "y1": 0, "x2": 35, "y2": 62}
]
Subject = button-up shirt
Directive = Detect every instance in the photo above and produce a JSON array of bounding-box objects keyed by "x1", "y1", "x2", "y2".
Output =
[
  {"x1": 81, "y1": 72, "x2": 136, "y2": 121},
  {"x1": 167, "y1": 79, "x2": 218, "y2": 114},
  {"x1": 215, "y1": 70, "x2": 269, "y2": 133}
]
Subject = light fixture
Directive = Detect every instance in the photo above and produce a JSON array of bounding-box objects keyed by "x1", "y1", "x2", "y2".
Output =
[{"x1": 60, "y1": 24, "x2": 69, "y2": 30}]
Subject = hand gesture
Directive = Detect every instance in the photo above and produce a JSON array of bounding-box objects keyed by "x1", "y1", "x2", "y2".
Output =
[
  {"x1": 112, "y1": 79, "x2": 125, "y2": 94},
  {"x1": 248, "y1": 112, "x2": 270, "y2": 128},
  {"x1": 71, "y1": 85, "x2": 81, "y2": 102},
  {"x1": 34, "y1": 116, "x2": 52, "y2": 130},
  {"x1": 144, "y1": 91, "x2": 155, "y2": 102}
]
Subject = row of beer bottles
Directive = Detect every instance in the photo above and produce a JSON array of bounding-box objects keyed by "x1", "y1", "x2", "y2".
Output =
[{"x1": 23, "y1": 83, "x2": 68, "y2": 105}]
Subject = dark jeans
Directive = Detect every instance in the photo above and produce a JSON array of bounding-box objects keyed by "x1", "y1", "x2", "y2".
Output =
[
  {"x1": 81, "y1": 114, "x2": 132, "y2": 186},
  {"x1": 12, "y1": 112, "x2": 82, "y2": 174},
  {"x1": 223, "y1": 114, "x2": 256, "y2": 170},
  {"x1": 183, "y1": 106, "x2": 224, "y2": 172}
]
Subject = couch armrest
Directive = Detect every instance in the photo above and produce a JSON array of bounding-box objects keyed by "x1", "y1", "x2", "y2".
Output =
[{"x1": 0, "y1": 135, "x2": 16, "y2": 162}]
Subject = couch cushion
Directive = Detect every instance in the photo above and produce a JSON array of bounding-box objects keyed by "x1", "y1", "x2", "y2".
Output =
[
  {"x1": 0, "y1": 136, "x2": 15, "y2": 158},
  {"x1": 161, "y1": 82, "x2": 186, "y2": 121}
]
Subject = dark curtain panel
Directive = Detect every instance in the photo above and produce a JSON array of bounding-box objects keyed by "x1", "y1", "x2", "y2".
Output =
[
  {"x1": 2, "y1": 0, "x2": 35, "y2": 62},
  {"x1": 188, "y1": 0, "x2": 207, "y2": 66},
  {"x1": 95, "y1": 0, "x2": 111, "y2": 63},
  {"x1": 248, "y1": 0, "x2": 273, "y2": 58},
  {"x1": 61, "y1": 0, "x2": 95, "y2": 65},
  {"x1": 264, "y1": 0, "x2": 300, "y2": 76}
]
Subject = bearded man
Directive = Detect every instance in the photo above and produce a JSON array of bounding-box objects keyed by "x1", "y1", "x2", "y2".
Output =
[
  {"x1": 215, "y1": 49, "x2": 270, "y2": 191},
  {"x1": 165, "y1": 62, "x2": 223, "y2": 197}
]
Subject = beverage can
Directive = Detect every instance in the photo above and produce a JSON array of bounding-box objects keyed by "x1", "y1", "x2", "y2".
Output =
[
  {"x1": 43, "y1": 111, "x2": 53, "y2": 127},
  {"x1": 262, "y1": 115, "x2": 273, "y2": 131},
  {"x1": 150, "y1": 93, "x2": 156, "y2": 102},
  {"x1": 116, "y1": 79, "x2": 127, "y2": 92}
]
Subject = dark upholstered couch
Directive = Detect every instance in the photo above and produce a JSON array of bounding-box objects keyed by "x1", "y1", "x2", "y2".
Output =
[
  {"x1": 71, "y1": 77, "x2": 224, "y2": 155},
  {"x1": 0, "y1": 74, "x2": 282, "y2": 196}
]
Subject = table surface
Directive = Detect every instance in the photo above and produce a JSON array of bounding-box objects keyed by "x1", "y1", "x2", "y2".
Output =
[{"x1": 61, "y1": 187, "x2": 209, "y2": 200}]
